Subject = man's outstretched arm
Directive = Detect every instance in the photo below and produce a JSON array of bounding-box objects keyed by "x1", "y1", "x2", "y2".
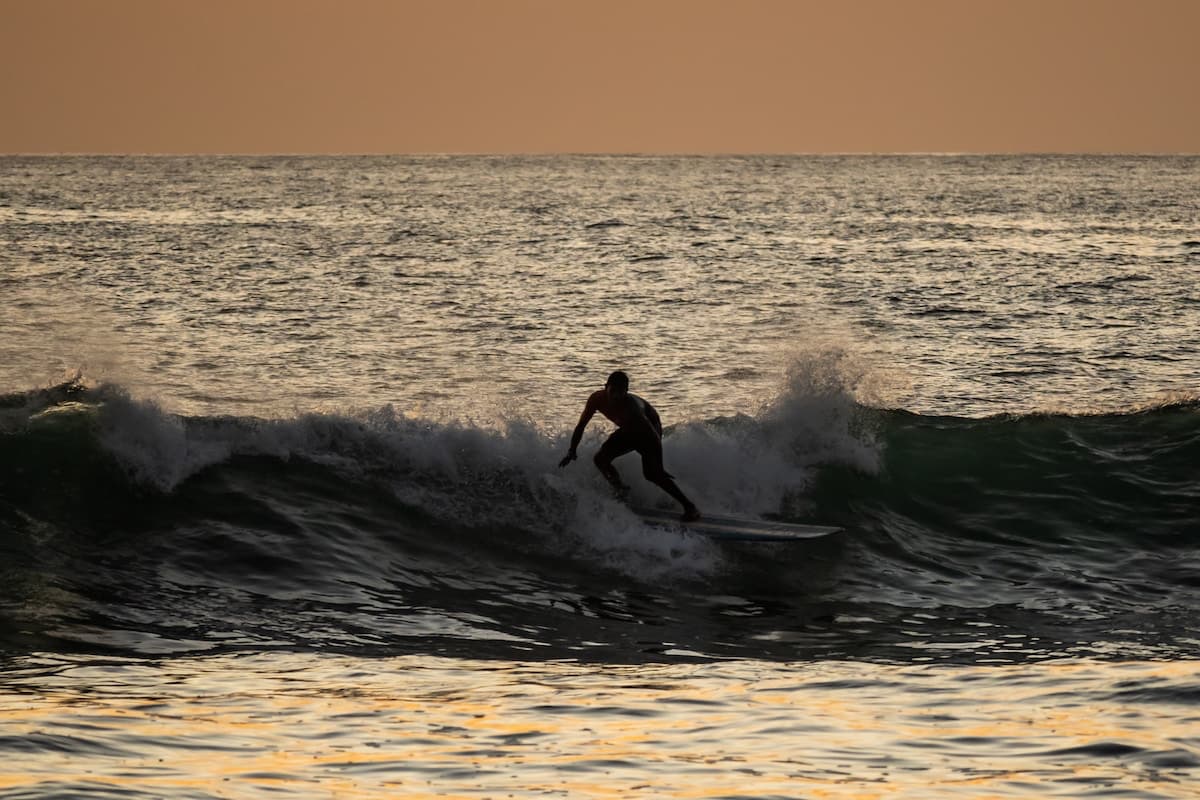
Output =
[{"x1": 559, "y1": 399, "x2": 597, "y2": 467}]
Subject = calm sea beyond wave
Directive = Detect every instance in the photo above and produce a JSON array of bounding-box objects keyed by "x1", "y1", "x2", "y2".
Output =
[{"x1": 1, "y1": 155, "x2": 1198, "y2": 798}]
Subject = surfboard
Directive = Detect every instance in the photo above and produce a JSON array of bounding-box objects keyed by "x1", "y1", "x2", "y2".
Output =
[{"x1": 635, "y1": 508, "x2": 842, "y2": 542}]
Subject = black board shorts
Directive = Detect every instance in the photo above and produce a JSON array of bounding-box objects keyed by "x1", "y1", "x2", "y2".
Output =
[{"x1": 597, "y1": 428, "x2": 672, "y2": 480}]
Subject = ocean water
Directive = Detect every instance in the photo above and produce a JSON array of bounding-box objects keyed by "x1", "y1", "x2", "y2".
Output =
[{"x1": 1, "y1": 155, "x2": 1198, "y2": 798}]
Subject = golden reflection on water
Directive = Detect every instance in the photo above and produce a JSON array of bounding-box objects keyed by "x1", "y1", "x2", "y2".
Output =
[{"x1": 1, "y1": 655, "x2": 1197, "y2": 799}]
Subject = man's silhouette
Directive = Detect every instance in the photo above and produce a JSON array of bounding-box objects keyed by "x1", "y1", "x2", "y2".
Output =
[{"x1": 559, "y1": 370, "x2": 700, "y2": 521}]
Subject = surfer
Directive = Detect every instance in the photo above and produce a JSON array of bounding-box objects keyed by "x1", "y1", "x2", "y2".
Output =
[{"x1": 559, "y1": 370, "x2": 701, "y2": 521}]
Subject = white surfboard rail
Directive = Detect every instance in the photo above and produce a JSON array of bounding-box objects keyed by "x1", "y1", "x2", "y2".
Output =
[{"x1": 635, "y1": 508, "x2": 843, "y2": 542}]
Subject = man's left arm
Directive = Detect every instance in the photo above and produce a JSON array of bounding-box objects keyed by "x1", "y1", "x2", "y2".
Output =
[
  {"x1": 644, "y1": 403, "x2": 664, "y2": 438},
  {"x1": 626, "y1": 397, "x2": 661, "y2": 438}
]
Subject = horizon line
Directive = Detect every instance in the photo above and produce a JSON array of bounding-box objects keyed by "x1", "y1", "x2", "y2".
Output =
[{"x1": 3, "y1": 150, "x2": 1198, "y2": 158}]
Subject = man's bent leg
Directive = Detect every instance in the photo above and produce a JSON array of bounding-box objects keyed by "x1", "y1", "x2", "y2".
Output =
[
  {"x1": 648, "y1": 472, "x2": 696, "y2": 511},
  {"x1": 595, "y1": 431, "x2": 636, "y2": 501},
  {"x1": 640, "y1": 441, "x2": 700, "y2": 520},
  {"x1": 594, "y1": 453, "x2": 630, "y2": 499}
]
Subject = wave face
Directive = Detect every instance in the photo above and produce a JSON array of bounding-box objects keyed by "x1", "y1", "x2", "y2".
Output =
[{"x1": 1, "y1": 380, "x2": 1197, "y2": 664}]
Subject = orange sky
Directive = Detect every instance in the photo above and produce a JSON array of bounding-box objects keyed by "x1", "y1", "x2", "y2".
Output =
[{"x1": 2, "y1": 0, "x2": 1197, "y2": 154}]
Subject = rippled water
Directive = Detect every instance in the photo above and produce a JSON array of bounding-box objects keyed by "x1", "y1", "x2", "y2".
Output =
[
  {"x1": 4, "y1": 655, "x2": 1200, "y2": 798},
  {"x1": 3, "y1": 155, "x2": 1198, "y2": 419},
  {"x1": 2, "y1": 155, "x2": 1198, "y2": 797}
]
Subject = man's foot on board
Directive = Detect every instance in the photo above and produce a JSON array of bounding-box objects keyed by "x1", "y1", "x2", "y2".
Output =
[
  {"x1": 612, "y1": 483, "x2": 632, "y2": 504},
  {"x1": 680, "y1": 505, "x2": 701, "y2": 522}
]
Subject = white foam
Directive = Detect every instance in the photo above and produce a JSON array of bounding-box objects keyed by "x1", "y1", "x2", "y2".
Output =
[
  {"x1": 96, "y1": 387, "x2": 235, "y2": 491},
  {"x1": 650, "y1": 349, "x2": 883, "y2": 518},
  {"x1": 86, "y1": 352, "x2": 881, "y2": 577}
]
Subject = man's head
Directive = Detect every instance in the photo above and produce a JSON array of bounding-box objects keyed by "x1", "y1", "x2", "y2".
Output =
[{"x1": 605, "y1": 370, "x2": 630, "y2": 398}]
